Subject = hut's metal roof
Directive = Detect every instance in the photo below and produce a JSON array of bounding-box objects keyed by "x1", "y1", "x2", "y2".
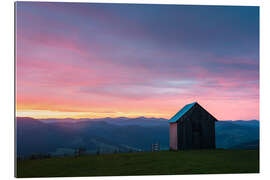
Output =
[{"x1": 168, "y1": 102, "x2": 196, "y2": 123}]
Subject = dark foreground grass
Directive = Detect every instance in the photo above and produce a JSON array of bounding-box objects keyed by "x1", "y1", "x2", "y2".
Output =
[{"x1": 16, "y1": 149, "x2": 259, "y2": 178}]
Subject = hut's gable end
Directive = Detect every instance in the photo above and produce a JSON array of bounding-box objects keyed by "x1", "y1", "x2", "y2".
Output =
[
  {"x1": 189, "y1": 105, "x2": 216, "y2": 149},
  {"x1": 178, "y1": 103, "x2": 216, "y2": 124},
  {"x1": 170, "y1": 102, "x2": 217, "y2": 150}
]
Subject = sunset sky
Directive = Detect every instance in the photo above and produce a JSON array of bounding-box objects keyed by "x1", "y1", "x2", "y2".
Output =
[{"x1": 16, "y1": 2, "x2": 259, "y2": 120}]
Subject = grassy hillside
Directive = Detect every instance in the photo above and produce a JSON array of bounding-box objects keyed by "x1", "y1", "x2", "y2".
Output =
[{"x1": 16, "y1": 149, "x2": 259, "y2": 178}]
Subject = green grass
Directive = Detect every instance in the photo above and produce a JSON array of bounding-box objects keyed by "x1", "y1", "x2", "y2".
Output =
[{"x1": 16, "y1": 149, "x2": 259, "y2": 178}]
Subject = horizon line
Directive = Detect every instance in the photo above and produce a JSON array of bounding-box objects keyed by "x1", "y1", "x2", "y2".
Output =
[{"x1": 16, "y1": 116, "x2": 259, "y2": 121}]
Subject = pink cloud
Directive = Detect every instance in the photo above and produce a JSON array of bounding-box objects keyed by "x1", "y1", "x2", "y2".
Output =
[{"x1": 16, "y1": 3, "x2": 259, "y2": 120}]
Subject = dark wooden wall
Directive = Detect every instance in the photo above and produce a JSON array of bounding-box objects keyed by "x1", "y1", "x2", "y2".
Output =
[{"x1": 177, "y1": 103, "x2": 216, "y2": 150}]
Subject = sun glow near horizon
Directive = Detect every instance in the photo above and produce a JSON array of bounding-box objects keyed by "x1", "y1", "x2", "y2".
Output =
[{"x1": 15, "y1": 109, "x2": 167, "y2": 119}]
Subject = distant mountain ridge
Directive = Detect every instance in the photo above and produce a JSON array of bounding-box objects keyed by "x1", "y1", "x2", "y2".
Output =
[
  {"x1": 230, "y1": 139, "x2": 259, "y2": 149},
  {"x1": 16, "y1": 117, "x2": 259, "y2": 157},
  {"x1": 37, "y1": 116, "x2": 168, "y2": 124},
  {"x1": 18, "y1": 116, "x2": 258, "y2": 125}
]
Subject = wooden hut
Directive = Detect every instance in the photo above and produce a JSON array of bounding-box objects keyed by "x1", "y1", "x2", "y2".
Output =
[{"x1": 168, "y1": 102, "x2": 218, "y2": 150}]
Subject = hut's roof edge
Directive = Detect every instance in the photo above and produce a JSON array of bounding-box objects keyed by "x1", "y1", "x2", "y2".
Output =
[{"x1": 168, "y1": 102, "x2": 197, "y2": 123}]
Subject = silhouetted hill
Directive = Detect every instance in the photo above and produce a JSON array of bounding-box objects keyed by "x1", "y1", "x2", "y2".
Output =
[
  {"x1": 215, "y1": 120, "x2": 259, "y2": 148},
  {"x1": 229, "y1": 139, "x2": 259, "y2": 149},
  {"x1": 16, "y1": 117, "x2": 259, "y2": 157}
]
